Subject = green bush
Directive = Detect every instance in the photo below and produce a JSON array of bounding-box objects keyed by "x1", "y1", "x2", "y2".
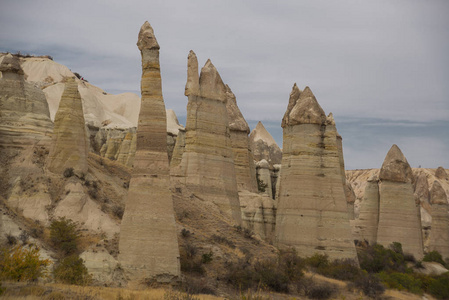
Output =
[
  {"x1": 53, "y1": 255, "x2": 91, "y2": 285},
  {"x1": 0, "y1": 245, "x2": 50, "y2": 281},
  {"x1": 349, "y1": 271, "x2": 385, "y2": 298},
  {"x1": 201, "y1": 251, "x2": 213, "y2": 264},
  {"x1": 318, "y1": 258, "x2": 361, "y2": 281},
  {"x1": 305, "y1": 253, "x2": 330, "y2": 270},
  {"x1": 358, "y1": 243, "x2": 407, "y2": 273},
  {"x1": 63, "y1": 168, "x2": 74, "y2": 178},
  {"x1": 428, "y1": 273, "x2": 449, "y2": 299},
  {"x1": 305, "y1": 283, "x2": 336, "y2": 299},
  {"x1": 423, "y1": 251, "x2": 446, "y2": 266},
  {"x1": 378, "y1": 271, "x2": 423, "y2": 294},
  {"x1": 49, "y1": 217, "x2": 79, "y2": 256}
]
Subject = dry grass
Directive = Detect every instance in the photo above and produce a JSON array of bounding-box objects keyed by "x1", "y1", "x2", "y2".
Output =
[{"x1": 0, "y1": 281, "x2": 223, "y2": 300}]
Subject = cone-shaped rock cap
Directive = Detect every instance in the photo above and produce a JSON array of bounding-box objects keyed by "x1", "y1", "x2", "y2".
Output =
[
  {"x1": 0, "y1": 54, "x2": 24, "y2": 75},
  {"x1": 226, "y1": 85, "x2": 250, "y2": 133},
  {"x1": 430, "y1": 181, "x2": 448, "y2": 205},
  {"x1": 250, "y1": 121, "x2": 278, "y2": 147},
  {"x1": 435, "y1": 166, "x2": 448, "y2": 180},
  {"x1": 137, "y1": 21, "x2": 160, "y2": 51},
  {"x1": 281, "y1": 83, "x2": 301, "y2": 127},
  {"x1": 379, "y1": 144, "x2": 414, "y2": 183},
  {"x1": 326, "y1": 112, "x2": 336, "y2": 126},
  {"x1": 287, "y1": 86, "x2": 326, "y2": 126},
  {"x1": 185, "y1": 50, "x2": 199, "y2": 96},
  {"x1": 199, "y1": 59, "x2": 226, "y2": 102}
]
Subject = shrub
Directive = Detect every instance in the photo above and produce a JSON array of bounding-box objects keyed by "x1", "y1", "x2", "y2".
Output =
[
  {"x1": 201, "y1": 251, "x2": 213, "y2": 264},
  {"x1": 305, "y1": 253, "x2": 330, "y2": 270},
  {"x1": 180, "y1": 243, "x2": 204, "y2": 275},
  {"x1": 423, "y1": 251, "x2": 446, "y2": 266},
  {"x1": 19, "y1": 231, "x2": 29, "y2": 245},
  {"x1": 358, "y1": 243, "x2": 407, "y2": 273},
  {"x1": 428, "y1": 273, "x2": 449, "y2": 299},
  {"x1": 181, "y1": 228, "x2": 191, "y2": 238},
  {"x1": 224, "y1": 259, "x2": 255, "y2": 290},
  {"x1": 53, "y1": 255, "x2": 91, "y2": 285},
  {"x1": 63, "y1": 168, "x2": 74, "y2": 178},
  {"x1": 49, "y1": 217, "x2": 79, "y2": 256},
  {"x1": 0, "y1": 245, "x2": 50, "y2": 281},
  {"x1": 112, "y1": 205, "x2": 124, "y2": 219},
  {"x1": 317, "y1": 258, "x2": 361, "y2": 281},
  {"x1": 378, "y1": 271, "x2": 423, "y2": 294},
  {"x1": 349, "y1": 271, "x2": 385, "y2": 298},
  {"x1": 305, "y1": 283, "x2": 336, "y2": 299},
  {"x1": 5, "y1": 233, "x2": 17, "y2": 246},
  {"x1": 211, "y1": 234, "x2": 235, "y2": 248}
]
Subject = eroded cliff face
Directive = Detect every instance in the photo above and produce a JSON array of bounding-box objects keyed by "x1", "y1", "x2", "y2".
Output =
[
  {"x1": 428, "y1": 181, "x2": 449, "y2": 258},
  {"x1": 175, "y1": 51, "x2": 242, "y2": 225},
  {"x1": 118, "y1": 21, "x2": 180, "y2": 285},
  {"x1": 275, "y1": 85, "x2": 358, "y2": 261}
]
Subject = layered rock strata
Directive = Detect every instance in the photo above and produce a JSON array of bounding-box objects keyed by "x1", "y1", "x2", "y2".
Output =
[
  {"x1": 249, "y1": 121, "x2": 282, "y2": 167},
  {"x1": 275, "y1": 85, "x2": 358, "y2": 261},
  {"x1": 177, "y1": 50, "x2": 241, "y2": 225},
  {"x1": 119, "y1": 22, "x2": 180, "y2": 284},
  {"x1": 48, "y1": 77, "x2": 88, "y2": 175},
  {"x1": 428, "y1": 181, "x2": 449, "y2": 258},
  {"x1": 256, "y1": 160, "x2": 273, "y2": 198},
  {"x1": 377, "y1": 145, "x2": 423, "y2": 259}
]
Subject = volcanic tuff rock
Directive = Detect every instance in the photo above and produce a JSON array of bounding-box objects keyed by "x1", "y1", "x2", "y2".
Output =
[
  {"x1": 435, "y1": 166, "x2": 448, "y2": 180},
  {"x1": 119, "y1": 21, "x2": 180, "y2": 284},
  {"x1": 177, "y1": 51, "x2": 241, "y2": 225},
  {"x1": 48, "y1": 77, "x2": 89, "y2": 175},
  {"x1": 428, "y1": 181, "x2": 449, "y2": 258},
  {"x1": 275, "y1": 85, "x2": 358, "y2": 261},
  {"x1": 256, "y1": 159, "x2": 273, "y2": 198},
  {"x1": 249, "y1": 121, "x2": 282, "y2": 167},
  {"x1": 376, "y1": 145, "x2": 423, "y2": 259}
]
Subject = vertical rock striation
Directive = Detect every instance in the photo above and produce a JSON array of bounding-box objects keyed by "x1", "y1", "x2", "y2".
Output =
[
  {"x1": 178, "y1": 51, "x2": 241, "y2": 225},
  {"x1": 119, "y1": 21, "x2": 180, "y2": 284},
  {"x1": 377, "y1": 145, "x2": 423, "y2": 259},
  {"x1": 428, "y1": 181, "x2": 449, "y2": 258},
  {"x1": 48, "y1": 77, "x2": 88, "y2": 175},
  {"x1": 275, "y1": 85, "x2": 357, "y2": 261}
]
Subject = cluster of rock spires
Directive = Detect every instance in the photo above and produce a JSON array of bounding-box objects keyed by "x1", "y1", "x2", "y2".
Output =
[{"x1": 1, "y1": 20, "x2": 449, "y2": 287}]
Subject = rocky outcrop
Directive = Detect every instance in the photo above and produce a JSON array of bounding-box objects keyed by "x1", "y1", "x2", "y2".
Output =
[
  {"x1": 177, "y1": 51, "x2": 241, "y2": 225},
  {"x1": 377, "y1": 145, "x2": 423, "y2": 259},
  {"x1": 275, "y1": 85, "x2": 357, "y2": 261},
  {"x1": 48, "y1": 77, "x2": 88, "y2": 175},
  {"x1": 256, "y1": 160, "x2": 273, "y2": 198},
  {"x1": 435, "y1": 166, "x2": 448, "y2": 180},
  {"x1": 249, "y1": 121, "x2": 282, "y2": 167},
  {"x1": 226, "y1": 85, "x2": 258, "y2": 193},
  {"x1": 119, "y1": 21, "x2": 180, "y2": 284},
  {"x1": 428, "y1": 181, "x2": 449, "y2": 258}
]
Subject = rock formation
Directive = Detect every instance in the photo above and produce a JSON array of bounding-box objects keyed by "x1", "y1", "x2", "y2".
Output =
[
  {"x1": 249, "y1": 121, "x2": 282, "y2": 167},
  {"x1": 428, "y1": 181, "x2": 449, "y2": 258},
  {"x1": 177, "y1": 50, "x2": 241, "y2": 225},
  {"x1": 226, "y1": 85, "x2": 258, "y2": 193},
  {"x1": 435, "y1": 166, "x2": 448, "y2": 180},
  {"x1": 119, "y1": 21, "x2": 180, "y2": 284},
  {"x1": 256, "y1": 159, "x2": 273, "y2": 198},
  {"x1": 275, "y1": 85, "x2": 358, "y2": 261},
  {"x1": 414, "y1": 173, "x2": 432, "y2": 242},
  {"x1": 377, "y1": 144, "x2": 423, "y2": 259},
  {"x1": 48, "y1": 77, "x2": 88, "y2": 175}
]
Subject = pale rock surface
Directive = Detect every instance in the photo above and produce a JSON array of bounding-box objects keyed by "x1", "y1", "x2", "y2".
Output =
[
  {"x1": 166, "y1": 109, "x2": 184, "y2": 136},
  {"x1": 54, "y1": 180, "x2": 119, "y2": 235},
  {"x1": 274, "y1": 164, "x2": 282, "y2": 200},
  {"x1": 275, "y1": 85, "x2": 357, "y2": 261},
  {"x1": 239, "y1": 190, "x2": 276, "y2": 242},
  {"x1": 428, "y1": 181, "x2": 449, "y2": 258},
  {"x1": 48, "y1": 77, "x2": 88, "y2": 175},
  {"x1": 376, "y1": 145, "x2": 423, "y2": 259},
  {"x1": 80, "y1": 247, "x2": 125, "y2": 285},
  {"x1": 226, "y1": 85, "x2": 258, "y2": 193},
  {"x1": 119, "y1": 21, "x2": 180, "y2": 284},
  {"x1": 170, "y1": 128, "x2": 186, "y2": 171},
  {"x1": 249, "y1": 121, "x2": 282, "y2": 167},
  {"x1": 256, "y1": 160, "x2": 273, "y2": 198},
  {"x1": 177, "y1": 51, "x2": 242, "y2": 225},
  {"x1": 435, "y1": 166, "x2": 448, "y2": 180},
  {"x1": 115, "y1": 131, "x2": 135, "y2": 168}
]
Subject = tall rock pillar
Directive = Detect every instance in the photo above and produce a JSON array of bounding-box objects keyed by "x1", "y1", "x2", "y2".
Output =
[
  {"x1": 428, "y1": 181, "x2": 449, "y2": 258},
  {"x1": 119, "y1": 21, "x2": 180, "y2": 284},
  {"x1": 178, "y1": 51, "x2": 241, "y2": 225},
  {"x1": 377, "y1": 144, "x2": 423, "y2": 259},
  {"x1": 275, "y1": 85, "x2": 357, "y2": 261}
]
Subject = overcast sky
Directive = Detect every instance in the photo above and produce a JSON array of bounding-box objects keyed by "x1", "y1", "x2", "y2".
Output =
[{"x1": 1, "y1": 0, "x2": 448, "y2": 169}]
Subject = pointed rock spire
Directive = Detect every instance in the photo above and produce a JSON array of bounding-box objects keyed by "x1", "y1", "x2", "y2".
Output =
[
  {"x1": 435, "y1": 166, "x2": 448, "y2": 180},
  {"x1": 199, "y1": 59, "x2": 226, "y2": 101},
  {"x1": 430, "y1": 181, "x2": 447, "y2": 205},
  {"x1": 0, "y1": 54, "x2": 24, "y2": 75},
  {"x1": 249, "y1": 121, "x2": 282, "y2": 166},
  {"x1": 288, "y1": 86, "x2": 326, "y2": 125},
  {"x1": 226, "y1": 85, "x2": 249, "y2": 133},
  {"x1": 379, "y1": 144, "x2": 414, "y2": 183},
  {"x1": 185, "y1": 50, "x2": 199, "y2": 96},
  {"x1": 136, "y1": 21, "x2": 160, "y2": 51},
  {"x1": 281, "y1": 83, "x2": 301, "y2": 128}
]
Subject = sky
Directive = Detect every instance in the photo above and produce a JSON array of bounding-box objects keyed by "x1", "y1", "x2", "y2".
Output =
[{"x1": 1, "y1": 0, "x2": 448, "y2": 169}]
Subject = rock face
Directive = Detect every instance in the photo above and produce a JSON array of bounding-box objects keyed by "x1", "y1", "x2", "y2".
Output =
[
  {"x1": 119, "y1": 21, "x2": 180, "y2": 284},
  {"x1": 275, "y1": 85, "x2": 358, "y2": 261},
  {"x1": 256, "y1": 159, "x2": 273, "y2": 198},
  {"x1": 377, "y1": 145, "x2": 423, "y2": 259},
  {"x1": 435, "y1": 166, "x2": 448, "y2": 180},
  {"x1": 177, "y1": 51, "x2": 241, "y2": 225},
  {"x1": 226, "y1": 85, "x2": 258, "y2": 193},
  {"x1": 428, "y1": 181, "x2": 449, "y2": 258},
  {"x1": 48, "y1": 77, "x2": 88, "y2": 175},
  {"x1": 249, "y1": 121, "x2": 282, "y2": 167}
]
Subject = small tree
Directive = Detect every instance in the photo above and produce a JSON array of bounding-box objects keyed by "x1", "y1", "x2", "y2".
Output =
[
  {"x1": 49, "y1": 217, "x2": 79, "y2": 256},
  {"x1": 53, "y1": 255, "x2": 92, "y2": 285},
  {"x1": 0, "y1": 245, "x2": 50, "y2": 281}
]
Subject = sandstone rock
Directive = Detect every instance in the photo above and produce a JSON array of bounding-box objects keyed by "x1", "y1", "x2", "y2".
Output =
[
  {"x1": 345, "y1": 182, "x2": 356, "y2": 220},
  {"x1": 48, "y1": 77, "x2": 88, "y2": 176},
  {"x1": 249, "y1": 121, "x2": 282, "y2": 166},
  {"x1": 119, "y1": 21, "x2": 180, "y2": 284},
  {"x1": 80, "y1": 248, "x2": 125, "y2": 285},
  {"x1": 415, "y1": 173, "x2": 430, "y2": 204},
  {"x1": 116, "y1": 131, "x2": 135, "y2": 168},
  {"x1": 428, "y1": 181, "x2": 449, "y2": 258},
  {"x1": 275, "y1": 85, "x2": 357, "y2": 261},
  {"x1": 377, "y1": 145, "x2": 423, "y2": 259},
  {"x1": 435, "y1": 166, "x2": 448, "y2": 180},
  {"x1": 281, "y1": 83, "x2": 301, "y2": 128},
  {"x1": 170, "y1": 128, "x2": 186, "y2": 171},
  {"x1": 256, "y1": 159, "x2": 273, "y2": 198},
  {"x1": 274, "y1": 164, "x2": 282, "y2": 201},
  {"x1": 177, "y1": 51, "x2": 242, "y2": 225},
  {"x1": 184, "y1": 50, "x2": 199, "y2": 97},
  {"x1": 226, "y1": 85, "x2": 257, "y2": 193},
  {"x1": 415, "y1": 261, "x2": 449, "y2": 276}
]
